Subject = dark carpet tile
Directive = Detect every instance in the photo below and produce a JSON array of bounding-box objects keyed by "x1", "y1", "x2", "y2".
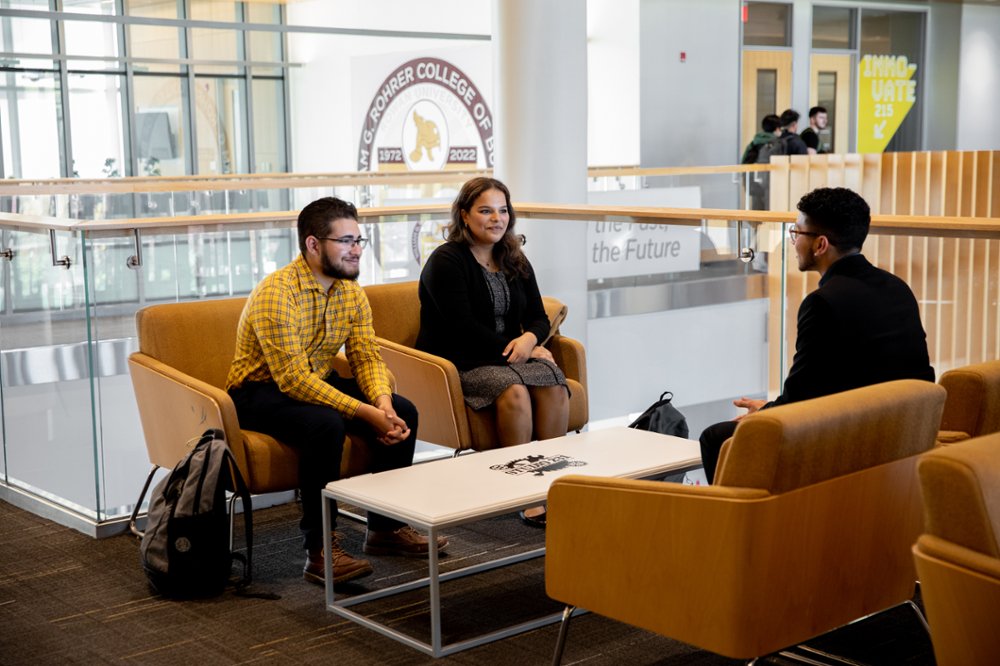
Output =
[{"x1": 0, "y1": 498, "x2": 934, "y2": 666}]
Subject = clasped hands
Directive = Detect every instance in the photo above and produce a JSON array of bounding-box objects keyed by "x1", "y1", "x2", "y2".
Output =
[
  {"x1": 502, "y1": 332, "x2": 553, "y2": 364},
  {"x1": 359, "y1": 395, "x2": 410, "y2": 445}
]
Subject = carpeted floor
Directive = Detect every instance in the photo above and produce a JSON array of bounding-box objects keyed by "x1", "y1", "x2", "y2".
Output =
[{"x1": 0, "y1": 498, "x2": 935, "y2": 665}]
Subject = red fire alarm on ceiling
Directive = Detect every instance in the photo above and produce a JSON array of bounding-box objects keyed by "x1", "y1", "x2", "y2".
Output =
[{"x1": 680, "y1": 51, "x2": 687, "y2": 63}]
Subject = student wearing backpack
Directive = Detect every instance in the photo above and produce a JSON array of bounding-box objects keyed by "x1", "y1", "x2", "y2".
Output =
[
  {"x1": 776, "y1": 108, "x2": 809, "y2": 156},
  {"x1": 227, "y1": 197, "x2": 448, "y2": 587},
  {"x1": 743, "y1": 114, "x2": 781, "y2": 210},
  {"x1": 740, "y1": 114, "x2": 781, "y2": 165},
  {"x1": 747, "y1": 110, "x2": 809, "y2": 210}
]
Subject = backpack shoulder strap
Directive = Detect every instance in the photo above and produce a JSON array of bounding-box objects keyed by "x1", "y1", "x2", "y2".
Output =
[{"x1": 200, "y1": 429, "x2": 254, "y2": 588}]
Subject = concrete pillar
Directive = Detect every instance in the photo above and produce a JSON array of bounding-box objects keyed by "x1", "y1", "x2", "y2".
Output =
[{"x1": 492, "y1": 0, "x2": 588, "y2": 340}]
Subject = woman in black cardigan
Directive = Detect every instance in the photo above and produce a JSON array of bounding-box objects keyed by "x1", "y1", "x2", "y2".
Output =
[{"x1": 416, "y1": 177, "x2": 569, "y2": 527}]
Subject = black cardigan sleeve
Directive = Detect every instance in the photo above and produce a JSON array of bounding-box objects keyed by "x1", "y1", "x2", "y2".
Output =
[
  {"x1": 417, "y1": 242, "x2": 509, "y2": 368},
  {"x1": 416, "y1": 242, "x2": 551, "y2": 370}
]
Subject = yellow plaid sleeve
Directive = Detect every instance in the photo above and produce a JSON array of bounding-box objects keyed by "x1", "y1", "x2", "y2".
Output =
[
  {"x1": 235, "y1": 274, "x2": 365, "y2": 417},
  {"x1": 345, "y1": 288, "x2": 393, "y2": 403}
]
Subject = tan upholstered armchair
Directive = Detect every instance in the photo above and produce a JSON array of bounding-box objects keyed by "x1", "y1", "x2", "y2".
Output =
[
  {"x1": 127, "y1": 298, "x2": 371, "y2": 533},
  {"x1": 937, "y1": 360, "x2": 1000, "y2": 444},
  {"x1": 913, "y1": 434, "x2": 1000, "y2": 666},
  {"x1": 363, "y1": 280, "x2": 588, "y2": 451},
  {"x1": 546, "y1": 380, "x2": 945, "y2": 663}
]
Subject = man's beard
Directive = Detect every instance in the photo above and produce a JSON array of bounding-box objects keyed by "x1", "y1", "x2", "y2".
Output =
[
  {"x1": 321, "y1": 253, "x2": 360, "y2": 280},
  {"x1": 797, "y1": 251, "x2": 816, "y2": 272}
]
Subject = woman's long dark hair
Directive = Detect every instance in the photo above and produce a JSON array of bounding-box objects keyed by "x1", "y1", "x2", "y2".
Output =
[{"x1": 446, "y1": 177, "x2": 530, "y2": 279}]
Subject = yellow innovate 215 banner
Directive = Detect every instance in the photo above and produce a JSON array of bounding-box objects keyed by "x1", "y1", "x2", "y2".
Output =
[{"x1": 857, "y1": 54, "x2": 917, "y2": 153}]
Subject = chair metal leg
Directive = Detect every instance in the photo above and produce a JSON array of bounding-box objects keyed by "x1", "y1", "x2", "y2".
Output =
[
  {"x1": 228, "y1": 492, "x2": 239, "y2": 551},
  {"x1": 551, "y1": 605, "x2": 575, "y2": 666},
  {"x1": 128, "y1": 465, "x2": 160, "y2": 538},
  {"x1": 778, "y1": 597, "x2": 930, "y2": 666},
  {"x1": 776, "y1": 650, "x2": 836, "y2": 665}
]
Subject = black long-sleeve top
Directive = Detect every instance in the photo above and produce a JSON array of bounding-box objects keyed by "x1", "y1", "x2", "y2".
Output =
[
  {"x1": 416, "y1": 241, "x2": 550, "y2": 371},
  {"x1": 768, "y1": 253, "x2": 935, "y2": 408}
]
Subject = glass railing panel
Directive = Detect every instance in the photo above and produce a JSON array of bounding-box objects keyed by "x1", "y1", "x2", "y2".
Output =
[
  {"x1": 0, "y1": 171, "x2": 490, "y2": 222},
  {"x1": 5, "y1": 196, "x2": 996, "y2": 530},
  {"x1": 79, "y1": 213, "x2": 457, "y2": 520},
  {"x1": 523, "y1": 213, "x2": 781, "y2": 456},
  {"x1": 587, "y1": 168, "x2": 771, "y2": 212},
  {"x1": 80, "y1": 224, "x2": 282, "y2": 519},
  {"x1": 0, "y1": 226, "x2": 99, "y2": 519}
]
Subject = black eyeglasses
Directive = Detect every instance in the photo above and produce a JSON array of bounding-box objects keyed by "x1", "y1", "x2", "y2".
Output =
[
  {"x1": 788, "y1": 228, "x2": 821, "y2": 242},
  {"x1": 316, "y1": 236, "x2": 369, "y2": 248}
]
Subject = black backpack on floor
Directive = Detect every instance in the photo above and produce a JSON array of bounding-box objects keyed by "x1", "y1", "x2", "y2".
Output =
[
  {"x1": 628, "y1": 391, "x2": 690, "y2": 439},
  {"x1": 139, "y1": 429, "x2": 253, "y2": 598}
]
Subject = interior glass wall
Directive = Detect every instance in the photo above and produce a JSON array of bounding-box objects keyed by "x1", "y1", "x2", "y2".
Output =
[
  {"x1": 0, "y1": 71, "x2": 64, "y2": 179},
  {"x1": 0, "y1": 201, "x2": 785, "y2": 524},
  {"x1": 860, "y1": 9, "x2": 925, "y2": 152},
  {"x1": 68, "y1": 73, "x2": 127, "y2": 178},
  {"x1": 0, "y1": 0, "x2": 289, "y2": 178},
  {"x1": 743, "y1": 2, "x2": 792, "y2": 47}
]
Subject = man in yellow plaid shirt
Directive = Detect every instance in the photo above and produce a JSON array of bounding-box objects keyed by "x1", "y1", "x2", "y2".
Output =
[{"x1": 227, "y1": 197, "x2": 447, "y2": 586}]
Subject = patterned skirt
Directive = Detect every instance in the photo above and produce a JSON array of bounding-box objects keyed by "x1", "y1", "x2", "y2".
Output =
[{"x1": 459, "y1": 359, "x2": 569, "y2": 410}]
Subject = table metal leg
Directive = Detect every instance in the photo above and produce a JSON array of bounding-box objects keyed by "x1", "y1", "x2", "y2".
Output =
[
  {"x1": 322, "y1": 493, "x2": 334, "y2": 606},
  {"x1": 428, "y1": 525, "x2": 442, "y2": 656},
  {"x1": 321, "y1": 498, "x2": 582, "y2": 656}
]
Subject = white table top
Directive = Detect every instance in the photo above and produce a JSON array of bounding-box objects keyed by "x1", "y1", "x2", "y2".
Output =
[{"x1": 323, "y1": 427, "x2": 700, "y2": 528}]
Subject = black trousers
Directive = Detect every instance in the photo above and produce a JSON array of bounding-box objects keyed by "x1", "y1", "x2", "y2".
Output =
[
  {"x1": 698, "y1": 419, "x2": 739, "y2": 484},
  {"x1": 229, "y1": 374, "x2": 417, "y2": 551}
]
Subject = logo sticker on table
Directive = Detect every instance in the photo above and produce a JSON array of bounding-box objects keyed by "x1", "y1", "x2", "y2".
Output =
[{"x1": 490, "y1": 454, "x2": 588, "y2": 476}]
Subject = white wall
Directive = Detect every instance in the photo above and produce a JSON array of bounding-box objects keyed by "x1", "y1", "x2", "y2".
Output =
[
  {"x1": 957, "y1": 5, "x2": 1000, "y2": 151},
  {"x1": 286, "y1": 0, "x2": 490, "y2": 33},
  {"x1": 285, "y1": 2, "x2": 490, "y2": 173},
  {"x1": 587, "y1": 0, "x2": 640, "y2": 167},
  {"x1": 638, "y1": 0, "x2": 740, "y2": 169},
  {"x1": 286, "y1": 0, "x2": 639, "y2": 173}
]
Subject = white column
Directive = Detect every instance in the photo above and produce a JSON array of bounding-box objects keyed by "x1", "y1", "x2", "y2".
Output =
[
  {"x1": 791, "y1": 0, "x2": 812, "y2": 124},
  {"x1": 492, "y1": 0, "x2": 589, "y2": 341}
]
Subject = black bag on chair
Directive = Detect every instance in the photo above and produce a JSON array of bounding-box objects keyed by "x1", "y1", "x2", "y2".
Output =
[{"x1": 628, "y1": 391, "x2": 689, "y2": 438}]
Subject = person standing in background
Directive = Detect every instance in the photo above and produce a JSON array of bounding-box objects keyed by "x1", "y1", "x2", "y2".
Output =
[
  {"x1": 801, "y1": 106, "x2": 829, "y2": 155},
  {"x1": 777, "y1": 109, "x2": 809, "y2": 155},
  {"x1": 741, "y1": 113, "x2": 782, "y2": 165}
]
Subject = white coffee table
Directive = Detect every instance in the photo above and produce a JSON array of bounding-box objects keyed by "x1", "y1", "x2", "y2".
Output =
[{"x1": 320, "y1": 426, "x2": 700, "y2": 657}]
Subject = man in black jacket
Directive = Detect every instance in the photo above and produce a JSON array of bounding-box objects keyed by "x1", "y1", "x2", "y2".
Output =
[
  {"x1": 777, "y1": 108, "x2": 809, "y2": 155},
  {"x1": 698, "y1": 187, "x2": 934, "y2": 482}
]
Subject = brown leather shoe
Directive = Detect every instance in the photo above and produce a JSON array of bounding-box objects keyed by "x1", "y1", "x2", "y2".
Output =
[
  {"x1": 303, "y1": 535, "x2": 373, "y2": 586},
  {"x1": 364, "y1": 526, "x2": 449, "y2": 558}
]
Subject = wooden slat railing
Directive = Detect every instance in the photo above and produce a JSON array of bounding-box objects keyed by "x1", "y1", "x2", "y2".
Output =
[{"x1": 768, "y1": 150, "x2": 1000, "y2": 395}]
